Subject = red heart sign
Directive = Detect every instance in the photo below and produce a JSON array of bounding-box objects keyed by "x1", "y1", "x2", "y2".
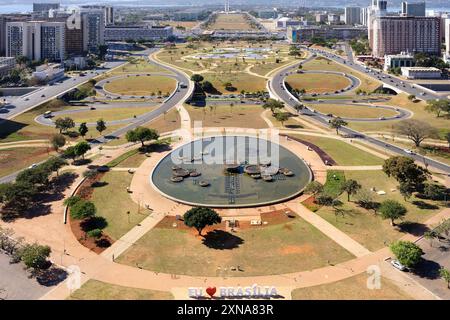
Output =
[{"x1": 206, "y1": 286, "x2": 216, "y2": 298}]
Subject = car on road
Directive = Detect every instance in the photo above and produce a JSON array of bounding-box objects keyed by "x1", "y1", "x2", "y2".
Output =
[
  {"x1": 379, "y1": 116, "x2": 386, "y2": 120},
  {"x1": 25, "y1": 97, "x2": 29, "y2": 101},
  {"x1": 41, "y1": 94, "x2": 45, "y2": 97},
  {"x1": 28, "y1": 164, "x2": 38, "y2": 169},
  {"x1": 391, "y1": 259, "x2": 407, "y2": 271},
  {"x1": 404, "y1": 149, "x2": 415, "y2": 155}
]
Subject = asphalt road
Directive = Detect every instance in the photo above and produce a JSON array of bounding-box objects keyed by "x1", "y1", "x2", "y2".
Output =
[{"x1": 269, "y1": 48, "x2": 450, "y2": 174}]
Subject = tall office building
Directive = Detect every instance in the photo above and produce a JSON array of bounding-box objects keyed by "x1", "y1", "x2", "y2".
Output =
[
  {"x1": 81, "y1": 10, "x2": 105, "y2": 53},
  {"x1": 345, "y1": 7, "x2": 361, "y2": 25},
  {"x1": 372, "y1": 16, "x2": 441, "y2": 57},
  {"x1": 401, "y1": 1, "x2": 426, "y2": 17},
  {"x1": 47, "y1": 13, "x2": 84, "y2": 57},
  {"x1": 33, "y1": 3, "x2": 60, "y2": 13},
  {"x1": 360, "y1": 7, "x2": 369, "y2": 26},
  {"x1": 368, "y1": 0, "x2": 388, "y2": 49},
  {"x1": 6, "y1": 21, "x2": 65, "y2": 61},
  {"x1": 445, "y1": 19, "x2": 450, "y2": 61},
  {"x1": 0, "y1": 14, "x2": 31, "y2": 55},
  {"x1": 80, "y1": 5, "x2": 114, "y2": 26}
]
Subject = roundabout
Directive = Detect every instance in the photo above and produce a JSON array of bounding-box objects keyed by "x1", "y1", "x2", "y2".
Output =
[{"x1": 150, "y1": 135, "x2": 312, "y2": 208}]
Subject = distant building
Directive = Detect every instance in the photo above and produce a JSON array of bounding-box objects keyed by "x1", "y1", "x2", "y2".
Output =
[
  {"x1": 368, "y1": 0, "x2": 388, "y2": 49},
  {"x1": 173, "y1": 10, "x2": 205, "y2": 21},
  {"x1": 257, "y1": 10, "x2": 278, "y2": 19},
  {"x1": 6, "y1": 21, "x2": 65, "y2": 62},
  {"x1": 384, "y1": 52, "x2": 415, "y2": 71},
  {"x1": 360, "y1": 8, "x2": 369, "y2": 26},
  {"x1": 32, "y1": 63, "x2": 64, "y2": 82},
  {"x1": 33, "y1": 3, "x2": 60, "y2": 13},
  {"x1": 105, "y1": 25, "x2": 173, "y2": 41},
  {"x1": 288, "y1": 25, "x2": 367, "y2": 42},
  {"x1": 277, "y1": 17, "x2": 304, "y2": 29},
  {"x1": 0, "y1": 57, "x2": 16, "y2": 76},
  {"x1": 401, "y1": 67, "x2": 441, "y2": 79},
  {"x1": 327, "y1": 14, "x2": 340, "y2": 24},
  {"x1": 316, "y1": 14, "x2": 327, "y2": 23},
  {"x1": 401, "y1": 2, "x2": 426, "y2": 17},
  {"x1": 372, "y1": 16, "x2": 441, "y2": 57},
  {"x1": 345, "y1": 7, "x2": 361, "y2": 25}
]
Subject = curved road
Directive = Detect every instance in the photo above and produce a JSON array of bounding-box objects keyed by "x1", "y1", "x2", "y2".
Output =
[{"x1": 269, "y1": 49, "x2": 450, "y2": 175}]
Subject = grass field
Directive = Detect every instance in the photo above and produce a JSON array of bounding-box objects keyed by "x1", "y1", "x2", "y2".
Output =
[
  {"x1": 89, "y1": 171, "x2": 148, "y2": 240},
  {"x1": 0, "y1": 147, "x2": 53, "y2": 177},
  {"x1": 69, "y1": 280, "x2": 173, "y2": 300},
  {"x1": 291, "y1": 273, "x2": 412, "y2": 300},
  {"x1": 302, "y1": 58, "x2": 381, "y2": 93},
  {"x1": 113, "y1": 59, "x2": 168, "y2": 74},
  {"x1": 104, "y1": 75, "x2": 177, "y2": 96},
  {"x1": 117, "y1": 216, "x2": 354, "y2": 277},
  {"x1": 316, "y1": 170, "x2": 443, "y2": 251},
  {"x1": 290, "y1": 134, "x2": 384, "y2": 166},
  {"x1": 207, "y1": 13, "x2": 255, "y2": 31},
  {"x1": 186, "y1": 104, "x2": 268, "y2": 129},
  {"x1": 308, "y1": 104, "x2": 398, "y2": 119},
  {"x1": 286, "y1": 73, "x2": 351, "y2": 94},
  {"x1": 66, "y1": 106, "x2": 154, "y2": 123},
  {"x1": 202, "y1": 72, "x2": 267, "y2": 93}
]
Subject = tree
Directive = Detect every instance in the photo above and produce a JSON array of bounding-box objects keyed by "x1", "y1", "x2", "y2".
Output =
[
  {"x1": 41, "y1": 157, "x2": 67, "y2": 176},
  {"x1": 379, "y1": 200, "x2": 407, "y2": 226},
  {"x1": 390, "y1": 240, "x2": 424, "y2": 268},
  {"x1": 54, "y1": 117, "x2": 75, "y2": 134},
  {"x1": 425, "y1": 100, "x2": 449, "y2": 117},
  {"x1": 340, "y1": 179, "x2": 361, "y2": 202},
  {"x1": 355, "y1": 188, "x2": 378, "y2": 213},
  {"x1": 51, "y1": 134, "x2": 66, "y2": 152},
  {"x1": 0, "y1": 182, "x2": 37, "y2": 211},
  {"x1": 98, "y1": 44, "x2": 108, "y2": 60},
  {"x1": 315, "y1": 194, "x2": 334, "y2": 206},
  {"x1": 19, "y1": 243, "x2": 51, "y2": 270},
  {"x1": 125, "y1": 127, "x2": 159, "y2": 148},
  {"x1": 262, "y1": 98, "x2": 284, "y2": 115},
  {"x1": 64, "y1": 146, "x2": 77, "y2": 162},
  {"x1": 70, "y1": 200, "x2": 96, "y2": 220},
  {"x1": 16, "y1": 166, "x2": 50, "y2": 187},
  {"x1": 422, "y1": 183, "x2": 447, "y2": 201},
  {"x1": 183, "y1": 207, "x2": 221, "y2": 236},
  {"x1": 87, "y1": 229, "x2": 103, "y2": 239},
  {"x1": 274, "y1": 112, "x2": 289, "y2": 127},
  {"x1": 190, "y1": 74, "x2": 204, "y2": 83},
  {"x1": 382, "y1": 156, "x2": 429, "y2": 192},
  {"x1": 96, "y1": 119, "x2": 107, "y2": 136},
  {"x1": 304, "y1": 181, "x2": 324, "y2": 196},
  {"x1": 78, "y1": 122, "x2": 88, "y2": 138},
  {"x1": 398, "y1": 181, "x2": 413, "y2": 201},
  {"x1": 394, "y1": 119, "x2": 439, "y2": 147},
  {"x1": 439, "y1": 268, "x2": 450, "y2": 289},
  {"x1": 329, "y1": 117, "x2": 348, "y2": 135},
  {"x1": 63, "y1": 195, "x2": 82, "y2": 207},
  {"x1": 74, "y1": 141, "x2": 91, "y2": 160}
]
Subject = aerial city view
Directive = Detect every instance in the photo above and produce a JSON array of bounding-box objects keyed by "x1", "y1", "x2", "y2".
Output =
[{"x1": 0, "y1": 0, "x2": 449, "y2": 306}]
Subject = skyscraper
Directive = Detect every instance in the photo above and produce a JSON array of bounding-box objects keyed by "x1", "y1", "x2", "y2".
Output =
[
  {"x1": 401, "y1": 1, "x2": 426, "y2": 17},
  {"x1": 372, "y1": 16, "x2": 441, "y2": 57},
  {"x1": 345, "y1": 7, "x2": 361, "y2": 25},
  {"x1": 445, "y1": 18, "x2": 450, "y2": 61},
  {"x1": 33, "y1": 3, "x2": 60, "y2": 13},
  {"x1": 81, "y1": 9, "x2": 105, "y2": 53},
  {"x1": 6, "y1": 21, "x2": 65, "y2": 61},
  {"x1": 368, "y1": 0, "x2": 388, "y2": 49}
]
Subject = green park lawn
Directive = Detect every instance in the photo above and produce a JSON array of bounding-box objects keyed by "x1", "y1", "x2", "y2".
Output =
[
  {"x1": 286, "y1": 73, "x2": 351, "y2": 94},
  {"x1": 207, "y1": 13, "x2": 255, "y2": 31},
  {"x1": 186, "y1": 104, "x2": 268, "y2": 129},
  {"x1": 89, "y1": 171, "x2": 148, "y2": 240},
  {"x1": 104, "y1": 75, "x2": 176, "y2": 96},
  {"x1": 116, "y1": 216, "x2": 354, "y2": 277},
  {"x1": 69, "y1": 280, "x2": 173, "y2": 300},
  {"x1": 315, "y1": 170, "x2": 444, "y2": 251},
  {"x1": 67, "y1": 106, "x2": 154, "y2": 123},
  {"x1": 113, "y1": 59, "x2": 169, "y2": 74},
  {"x1": 290, "y1": 134, "x2": 384, "y2": 166},
  {"x1": 308, "y1": 104, "x2": 398, "y2": 119},
  {"x1": 202, "y1": 72, "x2": 267, "y2": 94},
  {"x1": 291, "y1": 273, "x2": 412, "y2": 300},
  {"x1": 302, "y1": 58, "x2": 381, "y2": 93}
]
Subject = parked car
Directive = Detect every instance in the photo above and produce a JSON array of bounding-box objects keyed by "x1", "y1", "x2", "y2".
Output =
[{"x1": 391, "y1": 260, "x2": 407, "y2": 271}]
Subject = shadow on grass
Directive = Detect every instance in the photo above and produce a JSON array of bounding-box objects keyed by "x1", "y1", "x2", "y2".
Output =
[
  {"x1": 80, "y1": 216, "x2": 108, "y2": 232},
  {"x1": 412, "y1": 200, "x2": 440, "y2": 210},
  {"x1": 412, "y1": 258, "x2": 442, "y2": 280},
  {"x1": 202, "y1": 230, "x2": 244, "y2": 250},
  {"x1": 0, "y1": 119, "x2": 28, "y2": 140},
  {"x1": 397, "y1": 221, "x2": 429, "y2": 236}
]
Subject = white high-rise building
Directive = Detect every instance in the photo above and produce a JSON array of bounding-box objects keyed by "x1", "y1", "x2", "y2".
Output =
[
  {"x1": 368, "y1": 0, "x2": 388, "y2": 49},
  {"x1": 401, "y1": 1, "x2": 426, "y2": 17},
  {"x1": 361, "y1": 7, "x2": 369, "y2": 26},
  {"x1": 445, "y1": 18, "x2": 450, "y2": 62},
  {"x1": 80, "y1": 9, "x2": 105, "y2": 53},
  {"x1": 6, "y1": 21, "x2": 65, "y2": 61},
  {"x1": 345, "y1": 6, "x2": 361, "y2": 25}
]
